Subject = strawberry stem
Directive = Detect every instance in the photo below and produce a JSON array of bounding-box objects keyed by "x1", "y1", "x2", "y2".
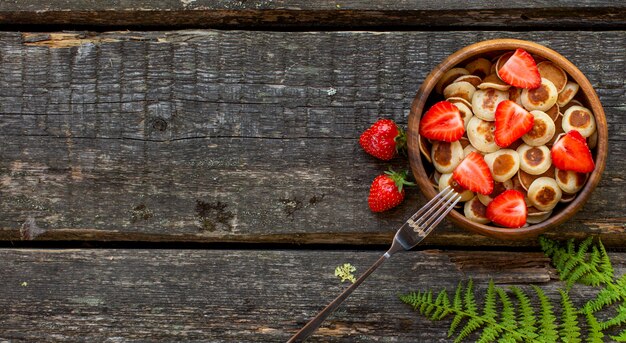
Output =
[
  {"x1": 394, "y1": 125, "x2": 407, "y2": 154},
  {"x1": 384, "y1": 168, "x2": 415, "y2": 193}
]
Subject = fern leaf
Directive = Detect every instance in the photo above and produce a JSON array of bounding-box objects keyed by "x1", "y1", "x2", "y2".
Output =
[
  {"x1": 582, "y1": 281, "x2": 625, "y2": 314},
  {"x1": 449, "y1": 281, "x2": 465, "y2": 337},
  {"x1": 599, "y1": 304, "x2": 626, "y2": 330},
  {"x1": 585, "y1": 311, "x2": 604, "y2": 343},
  {"x1": 540, "y1": 236, "x2": 613, "y2": 288},
  {"x1": 559, "y1": 289, "x2": 581, "y2": 343},
  {"x1": 455, "y1": 317, "x2": 483, "y2": 343},
  {"x1": 612, "y1": 328, "x2": 626, "y2": 342},
  {"x1": 510, "y1": 286, "x2": 538, "y2": 339},
  {"x1": 597, "y1": 238, "x2": 614, "y2": 278},
  {"x1": 532, "y1": 285, "x2": 558, "y2": 343},
  {"x1": 483, "y1": 281, "x2": 498, "y2": 322},
  {"x1": 464, "y1": 279, "x2": 478, "y2": 316}
]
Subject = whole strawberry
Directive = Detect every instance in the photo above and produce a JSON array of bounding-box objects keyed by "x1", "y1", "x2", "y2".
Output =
[
  {"x1": 368, "y1": 169, "x2": 414, "y2": 212},
  {"x1": 359, "y1": 119, "x2": 406, "y2": 160}
]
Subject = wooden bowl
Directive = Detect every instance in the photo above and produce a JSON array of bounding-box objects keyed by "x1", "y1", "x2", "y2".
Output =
[{"x1": 407, "y1": 39, "x2": 608, "y2": 240}]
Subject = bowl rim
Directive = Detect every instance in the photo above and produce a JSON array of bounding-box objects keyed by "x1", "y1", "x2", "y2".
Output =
[{"x1": 407, "y1": 38, "x2": 608, "y2": 239}]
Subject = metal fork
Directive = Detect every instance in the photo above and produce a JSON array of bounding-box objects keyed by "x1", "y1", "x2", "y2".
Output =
[{"x1": 287, "y1": 186, "x2": 461, "y2": 342}]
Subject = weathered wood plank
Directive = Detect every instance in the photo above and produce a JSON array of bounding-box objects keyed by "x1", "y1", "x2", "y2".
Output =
[
  {"x1": 0, "y1": 248, "x2": 624, "y2": 342},
  {"x1": 0, "y1": 30, "x2": 625, "y2": 246},
  {"x1": 0, "y1": 1, "x2": 624, "y2": 28}
]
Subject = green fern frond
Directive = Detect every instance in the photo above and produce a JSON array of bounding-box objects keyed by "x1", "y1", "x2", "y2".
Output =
[
  {"x1": 582, "y1": 279, "x2": 626, "y2": 314},
  {"x1": 532, "y1": 285, "x2": 558, "y2": 343},
  {"x1": 510, "y1": 286, "x2": 538, "y2": 339},
  {"x1": 449, "y1": 281, "x2": 465, "y2": 337},
  {"x1": 464, "y1": 279, "x2": 479, "y2": 316},
  {"x1": 539, "y1": 236, "x2": 613, "y2": 288},
  {"x1": 612, "y1": 328, "x2": 626, "y2": 342},
  {"x1": 600, "y1": 304, "x2": 626, "y2": 330},
  {"x1": 585, "y1": 311, "x2": 604, "y2": 343},
  {"x1": 402, "y1": 281, "x2": 545, "y2": 343},
  {"x1": 559, "y1": 289, "x2": 581, "y2": 343}
]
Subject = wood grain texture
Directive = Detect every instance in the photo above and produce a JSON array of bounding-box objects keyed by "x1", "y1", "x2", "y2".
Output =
[
  {"x1": 0, "y1": 1, "x2": 624, "y2": 28},
  {"x1": 3, "y1": 248, "x2": 626, "y2": 342},
  {"x1": 0, "y1": 30, "x2": 624, "y2": 246}
]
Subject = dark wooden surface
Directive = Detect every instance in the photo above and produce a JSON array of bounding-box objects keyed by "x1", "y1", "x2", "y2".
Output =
[
  {"x1": 0, "y1": 30, "x2": 624, "y2": 247},
  {"x1": 0, "y1": 2, "x2": 625, "y2": 342},
  {"x1": 0, "y1": 1, "x2": 625, "y2": 29},
  {"x1": 3, "y1": 248, "x2": 625, "y2": 342}
]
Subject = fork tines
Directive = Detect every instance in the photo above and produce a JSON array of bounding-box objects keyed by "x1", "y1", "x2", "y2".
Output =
[{"x1": 405, "y1": 186, "x2": 462, "y2": 239}]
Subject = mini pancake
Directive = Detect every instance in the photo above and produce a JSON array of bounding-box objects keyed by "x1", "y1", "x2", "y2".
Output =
[
  {"x1": 555, "y1": 168, "x2": 588, "y2": 194},
  {"x1": 562, "y1": 105, "x2": 596, "y2": 138},
  {"x1": 517, "y1": 144, "x2": 552, "y2": 175},
  {"x1": 495, "y1": 52, "x2": 514, "y2": 76},
  {"x1": 419, "y1": 135, "x2": 432, "y2": 163},
  {"x1": 454, "y1": 74, "x2": 483, "y2": 88},
  {"x1": 465, "y1": 58, "x2": 492, "y2": 78},
  {"x1": 527, "y1": 177, "x2": 562, "y2": 211},
  {"x1": 588, "y1": 130, "x2": 598, "y2": 149},
  {"x1": 477, "y1": 73, "x2": 511, "y2": 91},
  {"x1": 447, "y1": 96, "x2": 473, "y2": 110},
  {"x1": 521, "y1": 78, "x2": 558, "y2": 111},
  {"x1": 477, "y1": 179, "x2": 513, "y2": 206},
  {"x1": 464, "y1": 196, "x2": 490, "y2": 224},
  {"x1": 451, "y1": 101, "x2": 473, "y2": 129},
  {"x1": 436, "y1": 67, "x2": 470, "y2": 94},
  {"x1": 526, "y1": 208, "x2": 552, "y2": 224},
  {"x1": 466, "y1": 116, "x2": 500, "y2": 153},
  {"x1": 471, "y1": 88, "x2": 509, "y2": 121},
  {"x1": 545, "y1": 104, "x2": 560, "y2": 121},
  {"x1": 557, "y1": 81, "x2": 580, "y2": 107},
  {"x1": 444, "y1": 81, "x2": 476, "y2": 103},
  {"x1": 439, "y1": 173, "x2": 474, "y2": 202},
  {"x1": 463, "y1": 144, "x2": 479, "y2": 157},
  {"x1": 522, "y1": 111, "x2": 556, "y2": 146},
  {"x1": 517, "y1": 165, "x2": 555, "y2": 191},
  {"x1": 512, "y1": 175, "x2": 532, "y2": 207},
  {"x1": 547, "y1": 116, "x2": 565, "y2": 146},
  {"x1": 560, "y1": 192, "x2": 576, "y2": 203},
  {"x1": 484, "y1": 149, "x2": 520, "y2": 182},
  {"x1": 431, "y1": 140, "x2": 464, "y2": 174},
  {"x1": 537, "y1": 61, "x2": 568, "y2": 93},
  {"x1": 509, "y1": 87, "x2": 522, "y2": 105},
  {"x1": 560, "y1": 99, "x2": 583, "y2": 113}
]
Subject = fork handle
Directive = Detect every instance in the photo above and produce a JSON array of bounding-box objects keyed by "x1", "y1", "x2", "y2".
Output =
[{"x1": 287, "y1": 253, "x2": 390, "y2": 343}]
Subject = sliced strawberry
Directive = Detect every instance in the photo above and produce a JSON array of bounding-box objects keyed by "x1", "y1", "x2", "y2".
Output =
[
  {"x1": 494, "y1": 100, "x2": 534, "y2": 147},
  {"x1": 486, "y1": 190, "x2": 527, "y2": 228},
  {"x1": 551, "y1": 130, "x2": 595, "y2": 173},
  {"x1": 419, "y1": 100, "x2": 465, "y2": 142},
  {"x1": 452, "y1": 151, "x2": 494, "y2": 195},
  {"x1": 497, "y1": 48, "x2": 541, "y2": 89}
]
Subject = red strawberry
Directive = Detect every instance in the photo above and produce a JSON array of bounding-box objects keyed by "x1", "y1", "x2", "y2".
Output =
[
  {"x1": 486, "y1": 190, "x2": 527, "y2": 228},
  {"x1": 452, "y1": 151, "x2": 494, "y2": 195},
  {"x1": 368, "y1": 170, "x2": 414, "y2": 212},
  {"x1": 494, "y1": 100, "x2": 534, "y2": 147},
  {"x1": 359, "y1": 119, "x2": 406, "y2": 160},
  {"x1": 497, "y1": 48, "x2": 541, "y2": 89},
  {"x1": 419, "y1": 101, "x2": 465, "y2": 142},
  {"x1": 551, "y1": 130, "x2": 595, "y2": 173}
]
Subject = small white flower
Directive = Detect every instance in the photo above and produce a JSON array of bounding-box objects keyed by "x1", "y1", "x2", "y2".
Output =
[{"x1": 327, "y1": 87, "x2": 337, "y2": 96}]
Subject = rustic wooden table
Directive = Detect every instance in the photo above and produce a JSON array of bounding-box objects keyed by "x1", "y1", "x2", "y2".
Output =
[{"x1": 0, "y1": 1, "x2": 624, "y2": 342}]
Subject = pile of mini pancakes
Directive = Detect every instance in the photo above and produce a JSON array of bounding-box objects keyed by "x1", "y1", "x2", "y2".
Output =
[{"x1": 420, "y1": 52, "x2": 598, "y2": 226}]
